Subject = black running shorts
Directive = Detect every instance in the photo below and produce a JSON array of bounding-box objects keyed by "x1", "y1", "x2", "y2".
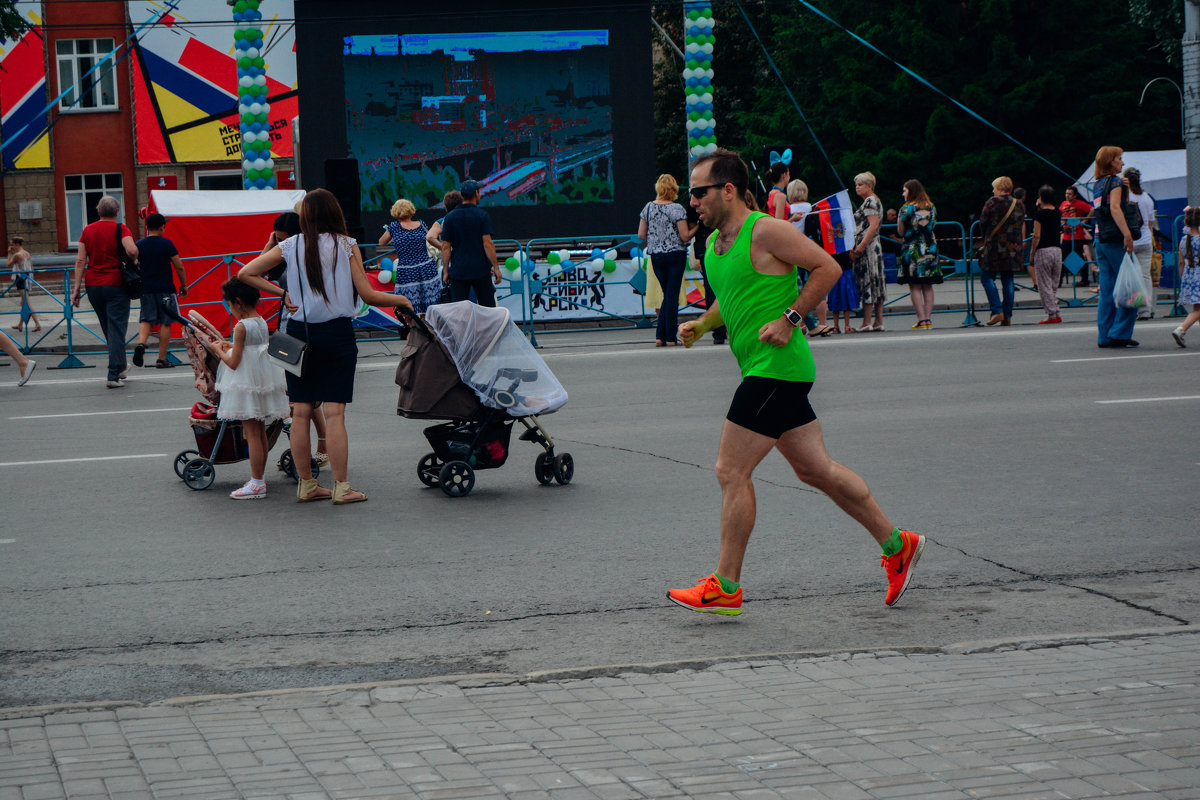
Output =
[{"x1": 725, "y1": 376, "x2": 817, "y2": 439}]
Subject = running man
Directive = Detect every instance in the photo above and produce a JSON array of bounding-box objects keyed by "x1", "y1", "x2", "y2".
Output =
[{"x1": 667, "y1": 149, "x2": 924, "y2": 616}]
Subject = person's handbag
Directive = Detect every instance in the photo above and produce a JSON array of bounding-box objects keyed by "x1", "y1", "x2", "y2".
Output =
[
  {"x1": 971, "y1": 197, "x2": 1017, "y2": 261},
  {"x1": 266, "y1": 257, "x2": 310, "y2": 376},
  {"x1": 115, "y1": 223, "x2": 143, "y2": 298},
  {"x1": 1096, "y1": 176, "x2": 1143, "y2": 241},
  {"x1": 1113, "y1": 251, "x2": 1150, "y2": 309}
]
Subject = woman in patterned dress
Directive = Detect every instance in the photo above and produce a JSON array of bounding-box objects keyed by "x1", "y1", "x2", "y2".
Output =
[
  {"x1": 378, "y1": 198, "x2": 441, "y2": 315},
  {"x1": 850, "y1": 172, "x2": 886, "y2": 331},
  {"x1": 896, "y1": 179, "x2": 942, "y2": 329}
]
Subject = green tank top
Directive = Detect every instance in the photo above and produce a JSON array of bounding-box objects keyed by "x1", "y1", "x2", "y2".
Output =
[{"x1": 705, "y1": 211, "x2": 815, "y2": 381}]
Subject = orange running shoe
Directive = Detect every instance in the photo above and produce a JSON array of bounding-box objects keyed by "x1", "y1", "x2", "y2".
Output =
[
  {"x1": 882, "y1": 530, "x2": 926, "y2": 607},
  {"x1": 667, "y1": 574, "x2": 743, "y2": 615}
]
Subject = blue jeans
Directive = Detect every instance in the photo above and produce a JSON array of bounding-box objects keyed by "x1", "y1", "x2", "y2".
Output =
[
  {"x1": 980, "y1": 269, "x2": 1014, "y2": 318},
  {"x1": 1095, "y1": 242, "x2": 1137, "y2": 344},
  {"x1": 86, "y1": 285, "x2": 130, "y2": 381},
  {"x1": 651, "y1": 250, "x2": 687, "y2": 343}
]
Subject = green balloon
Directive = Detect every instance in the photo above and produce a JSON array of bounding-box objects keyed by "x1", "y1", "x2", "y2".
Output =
[
  {"x1": 256, "y1": 112, "x2": 269, "y2": 124},
  {"x1": 687, "y1": 9, "x2": 700, "y2": 19},
  {"x1": 233, "y1": 29, "x2": 245, "y2": 41},
  {"x1": 253, "y1": 57, "x2": 265, "y2": 68},
  {"x1": 504, "y1": 256, "x2": 520, "y2": 271},
  {"x1": 241, "y1": 113, "x2": 255, "y2": 124},
  {"x1": 602, "y1": 259, "x2": 617, "y2": 273},
  {"x1": 547, "y1": 252, "x2": 561, "y2": 265},
  {"x1": 246, "y1": 0, "x2": 260, "y2": 8}
]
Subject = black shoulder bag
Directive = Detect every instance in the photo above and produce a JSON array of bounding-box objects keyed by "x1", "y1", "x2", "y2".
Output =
[
  {"x1": 116, "y1": 223, "x2": 143, "y2": 298},
  {"x1": 266, "y1": 242, "x2": 310, "y2": 377}
]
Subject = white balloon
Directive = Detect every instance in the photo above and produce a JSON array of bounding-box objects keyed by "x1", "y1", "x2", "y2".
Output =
[
  {"x1": 690, "y1": 145, "x2": 705, "y2": 158},
  {"x1": 704, "y1": 143, "x2": 718, "y2": 155},
  {"x1": 264, "y1": 158, "x2": 274, "y2": 170},
  {"x1": 702, "y1": 43, "x2": 714, "y2": 55},
  {"x1": 247, "y1": 102, "x2": 261, "y2": 115},
  {"x1": 685, "y1": 42, "x2": 700, "y2": 54},
  {"x1": 252, "y1": 158, "x2": 266, "y2": 170},
  {"x1": 604, "y1": 249, "x2": 617, "y2": 260},
  {"x1": 588, "y1": 259, "x2": 604, "y2": 276},
  {"x1": 377, "y1": 270, "x2": 393, "y2": 284},
  {"x1": 238, "y1": 75, "x2": 253, "y2": 88},
  {"x1": 705, "y1": 68, "x2": 715, "y2": 79},
  {"x1": 702, "y1": 92, "x2": 714, "y2": 103},
  {"x1": 254, "y1": 75, "x2": 267, "y2": 86},
  {"x1": 245, "y1": 47, "x2": 259, "y2": 59},
  {"x1": 557, "y1": 249, "x2": 571, "y2": 263},
  {"x1": 685, "y1": 120, "x2": 697, "y2": 133}
]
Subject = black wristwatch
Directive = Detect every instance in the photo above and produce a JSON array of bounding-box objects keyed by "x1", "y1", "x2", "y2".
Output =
[{"x1": 783, "y1": 308, "x2": 803, "y2": 327}]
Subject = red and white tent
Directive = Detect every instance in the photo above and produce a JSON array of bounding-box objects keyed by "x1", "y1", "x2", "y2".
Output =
[{"x1": 147, "y1": 189, "x2": 306, "y2": 333}]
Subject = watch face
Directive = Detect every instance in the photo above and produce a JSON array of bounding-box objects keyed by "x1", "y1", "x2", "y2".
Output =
[{"x1": 785, "y1": 309, "x2": 801, "y2": 325}]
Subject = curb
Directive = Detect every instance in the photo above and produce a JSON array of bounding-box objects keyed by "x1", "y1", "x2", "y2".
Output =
[{"x1": 3, "y1": 624, "x2": 1196, "y2": 720}]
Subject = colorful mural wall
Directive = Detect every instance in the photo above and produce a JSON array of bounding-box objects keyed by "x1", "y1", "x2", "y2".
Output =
[
  {"x1": 0, "y1": 1, "x2": 50, "y2": 171},
  {"x1": 127, "y1": 0, "x2": 297, "y2": 164}
]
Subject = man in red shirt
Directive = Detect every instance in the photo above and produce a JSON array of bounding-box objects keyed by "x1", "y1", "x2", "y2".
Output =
[
  {"x1": 71, "y1": 195, "x2": 140, "y2": 387},
  {"x1": 1059, "y1": 186, "x2": 1094, "y2": 288}
]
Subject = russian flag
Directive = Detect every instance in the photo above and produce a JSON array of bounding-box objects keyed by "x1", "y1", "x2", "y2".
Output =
[{"x1": 809, "y1": 190, "x2": 856, "y2": 255}]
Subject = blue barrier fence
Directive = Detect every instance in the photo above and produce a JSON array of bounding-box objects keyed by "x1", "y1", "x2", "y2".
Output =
[{"x1": 3, "y1": 215, "x2": 1190, "y2": 361}]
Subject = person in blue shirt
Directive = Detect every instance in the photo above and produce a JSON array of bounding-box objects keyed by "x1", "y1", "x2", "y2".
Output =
[
  {"x1": 439, "y1": 180, "x2": 502, "y2": 307},
  {"x1": 132, "y1": 213, "x2": 187, "y2": 368}
]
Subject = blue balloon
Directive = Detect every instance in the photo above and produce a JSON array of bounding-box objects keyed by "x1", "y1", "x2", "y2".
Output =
[
  {"x1": 254, "y1": 177, "x2": 268, "y2": 189},
  {"x1": 244, "y1": 179, "x2": 255, "y2": 189},
  {"x1": 590, "y1": 248, "x2": 603, "y2": 258},
  {"x1": 381, "y1": 257, "x2": 393, "y2": 270},
  {"x1": 686, "y1": 77, "x2": 699, "y2": 87}
]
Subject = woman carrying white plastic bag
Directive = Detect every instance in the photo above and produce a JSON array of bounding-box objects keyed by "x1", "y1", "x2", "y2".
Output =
[{"x1": 1113, "y1": 250, "x2": 1150, "y2": 311}]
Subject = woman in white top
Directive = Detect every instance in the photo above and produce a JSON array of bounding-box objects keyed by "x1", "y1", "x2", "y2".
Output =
[
  {"x1": 1124, "y1": 167, "x2": 1158, "y2": 319},
  {"x1": 237, "y1": 188, "x2": 414, "y2": 504}
]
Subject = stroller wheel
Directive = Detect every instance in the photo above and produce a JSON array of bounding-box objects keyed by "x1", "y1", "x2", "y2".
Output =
[
  {"x1": 418, "y1": 452, "x2": 443, "y2": 487},
  {"x1": 438, "y1": 460, "x2": 475, "y2": 497},
  {"x1": 182, "y1": 458, "x2": 216, "y2": 491},
  {"x1": 174, "y1": 450, "x2": 200, "y2": 479},
  {"x1": 278, "y1": 449, "x2": 297, "y2": 480},
  {"x1": 553, "y1": 453, "x2": 574, "y2": 485},
  {"x1": 534, "y1": 453, "x2": 554, "y2": 485}
]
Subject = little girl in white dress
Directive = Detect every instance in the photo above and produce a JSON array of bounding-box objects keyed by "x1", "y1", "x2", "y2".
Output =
[{"x1": 203, "y1": 279, "x2": 289, "y2": 499}]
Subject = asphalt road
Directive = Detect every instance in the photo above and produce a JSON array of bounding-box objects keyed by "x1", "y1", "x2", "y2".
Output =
[{"x1": 1, "y1": 317, "x2": 1197, "y2": 707}]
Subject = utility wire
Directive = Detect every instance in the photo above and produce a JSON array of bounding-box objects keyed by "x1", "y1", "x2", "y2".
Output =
[
  {"x1": 734, "y1": 0, "x2": 844, "y2": 189},
  {"x1": 789, "y1": 0, "x2": 1080, "y2": 188}
]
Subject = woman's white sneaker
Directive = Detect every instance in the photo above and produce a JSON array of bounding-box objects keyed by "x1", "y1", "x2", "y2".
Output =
[
  {"x1": 230, "y1": 481, "x2": 267, "y2": 500},
  {"x1": 1172, "y1": 326, "x2": 1186, "y2": 348}
]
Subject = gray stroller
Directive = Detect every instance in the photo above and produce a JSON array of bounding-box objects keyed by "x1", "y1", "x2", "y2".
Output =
[{"x1": 395, "y1": 301, "x2": 572, "y2": 497}]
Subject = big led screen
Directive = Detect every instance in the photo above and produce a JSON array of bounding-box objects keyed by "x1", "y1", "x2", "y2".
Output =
[{"x1": 344, "y1": 30, "x2": 613, "y2": 214}]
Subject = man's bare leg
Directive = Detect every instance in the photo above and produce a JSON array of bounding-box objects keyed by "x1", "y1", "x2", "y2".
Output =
[
  {"x1": 774, "y1": 419, "x2": 893, "y2": 545},
  {"x1": 713, "y1": 419, "x2": 778, "y2": 583}
]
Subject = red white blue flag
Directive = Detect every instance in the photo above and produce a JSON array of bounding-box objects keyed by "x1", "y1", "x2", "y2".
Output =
[{"x1": 809, "y1": 190, "x2": 855, "y2": 255}]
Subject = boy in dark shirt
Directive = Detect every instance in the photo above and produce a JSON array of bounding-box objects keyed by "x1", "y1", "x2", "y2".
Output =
[{"x1": 133, "y1": 213, "x2": 187, "y2": 368}]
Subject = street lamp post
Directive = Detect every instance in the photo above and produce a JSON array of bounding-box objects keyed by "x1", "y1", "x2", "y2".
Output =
[{"x1": 1139, "y1": 77, "x2": 1184, "y2": 140}]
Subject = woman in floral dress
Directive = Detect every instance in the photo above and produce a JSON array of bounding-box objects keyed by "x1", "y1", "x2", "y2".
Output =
[
  {"x1": 850, "y1": 172, "x2": 886, "y2": 331},
  {"x1": 896, "y1": 179, "x2": 942, "y2": 329},
  {"x1": 378, "y1": 198, "x2": 441, "y2": 315}
]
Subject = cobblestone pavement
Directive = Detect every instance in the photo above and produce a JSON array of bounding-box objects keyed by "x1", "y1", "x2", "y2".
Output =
[{"x1": 2, "y1": 630, "x2": 1198, "y2": 800}]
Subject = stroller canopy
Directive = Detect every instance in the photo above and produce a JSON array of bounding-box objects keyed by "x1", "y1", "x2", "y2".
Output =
[{"x1": 426, "y1": 302, "x2": 568, "y2": 416}]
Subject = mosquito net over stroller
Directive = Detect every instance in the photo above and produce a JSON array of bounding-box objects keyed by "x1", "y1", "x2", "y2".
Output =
[{"x1": 424, "y1": 301, "x2": 567, "y2": 417}]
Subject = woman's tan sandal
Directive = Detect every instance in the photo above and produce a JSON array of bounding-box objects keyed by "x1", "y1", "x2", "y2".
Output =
[
  {"x1": 332, "y1": 481, "x2": 368, "y2": 505},
  {"x1": 297, "y1": 478, "x2": 331, "y2": 502}
]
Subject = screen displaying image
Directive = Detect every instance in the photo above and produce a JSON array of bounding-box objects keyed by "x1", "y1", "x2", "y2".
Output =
[{"x1": 344, "y1": 30, "x2": 613, "y2": 214}]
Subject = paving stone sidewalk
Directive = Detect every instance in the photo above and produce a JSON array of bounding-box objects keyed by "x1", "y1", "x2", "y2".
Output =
[{"x1": 2, "y1": 630, "x2": 1198, "y2": 800}]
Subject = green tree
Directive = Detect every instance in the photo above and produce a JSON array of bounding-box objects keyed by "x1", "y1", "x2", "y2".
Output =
[
  {"x1": 654, "y1": 0, "x2": 1182, "y2": 224},
  {"x1": 1, "y1": 0, "x2": 32, "y2": 40}
]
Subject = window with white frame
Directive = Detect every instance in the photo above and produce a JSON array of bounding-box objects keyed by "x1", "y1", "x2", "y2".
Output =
[
  {"x1": 194, "y1": 170, "x2": 245, "y2": 191},
  {"x1": 56, "y1": 39, "x2": 118, "y2": 111},
  {"x1": 65, "y1": 174, "x2": 123, "y2": 245}
]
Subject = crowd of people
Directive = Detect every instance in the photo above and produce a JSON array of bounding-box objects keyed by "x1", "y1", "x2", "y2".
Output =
[{"x1": 634, "y1": 145, "x2": 1183, "y2": 349}]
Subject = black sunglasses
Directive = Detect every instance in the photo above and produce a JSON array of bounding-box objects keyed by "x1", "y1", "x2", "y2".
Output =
[{"x1": 688, "y1": 183, "x2": 725, "y2": 199}]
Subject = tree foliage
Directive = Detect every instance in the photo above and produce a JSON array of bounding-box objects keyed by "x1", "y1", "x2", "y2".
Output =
[
  {"x1": 1, "y1": 0, "x2": 33, "y2": 41},
  {"x1": 653, "y1": 0, "x2": 1184, "y2": 222}
]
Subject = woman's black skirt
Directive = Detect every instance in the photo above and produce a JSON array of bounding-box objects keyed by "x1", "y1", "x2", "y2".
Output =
[{"x1": 285, "y1": 316, "x2": 358, "y2": 404}]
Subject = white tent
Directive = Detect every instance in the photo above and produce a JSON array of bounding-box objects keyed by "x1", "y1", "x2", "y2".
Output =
[{"x1": 1076, "y1": 149, "x2": 1184, "y2": 208}]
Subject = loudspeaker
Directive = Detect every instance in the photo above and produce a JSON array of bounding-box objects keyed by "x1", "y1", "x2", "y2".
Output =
[{"x1": 324, "y1": 157, "x2": 363, "y2": 240}]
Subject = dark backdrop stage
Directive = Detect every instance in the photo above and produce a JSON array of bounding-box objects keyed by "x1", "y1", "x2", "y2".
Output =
[{"x1": 294, "y1": 1, "x2": 653, "y2": 242}]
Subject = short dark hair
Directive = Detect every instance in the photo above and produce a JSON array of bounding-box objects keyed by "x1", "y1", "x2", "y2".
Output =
[
  {"x1": 1013, "y1": 187, "x2": 1026, "y2": 200},
  {"x1": 273, "y1": 211, "x2": 301, "y2": 238},
  {"x1": 768, "y1": 160, "x2": 789, "y2": 184},
  {"x1": 10, "y1": 237, "x2": 23, "y2": 245},
  {"x1": 692, "y1": 148, "x2": 749, "y2": 197},
  {"x1": 222, "y1": 277, "x2": 260, "y2": 308},
  {"x1": 145, "y1": 213, "x2": 167, "y2": 230},
  {"x1": 1038, "y1": 185, "x2": 1055, "y2": 205},
  {"x1": 443, "y1": 190, "x2": 464, "y2": 213}
]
